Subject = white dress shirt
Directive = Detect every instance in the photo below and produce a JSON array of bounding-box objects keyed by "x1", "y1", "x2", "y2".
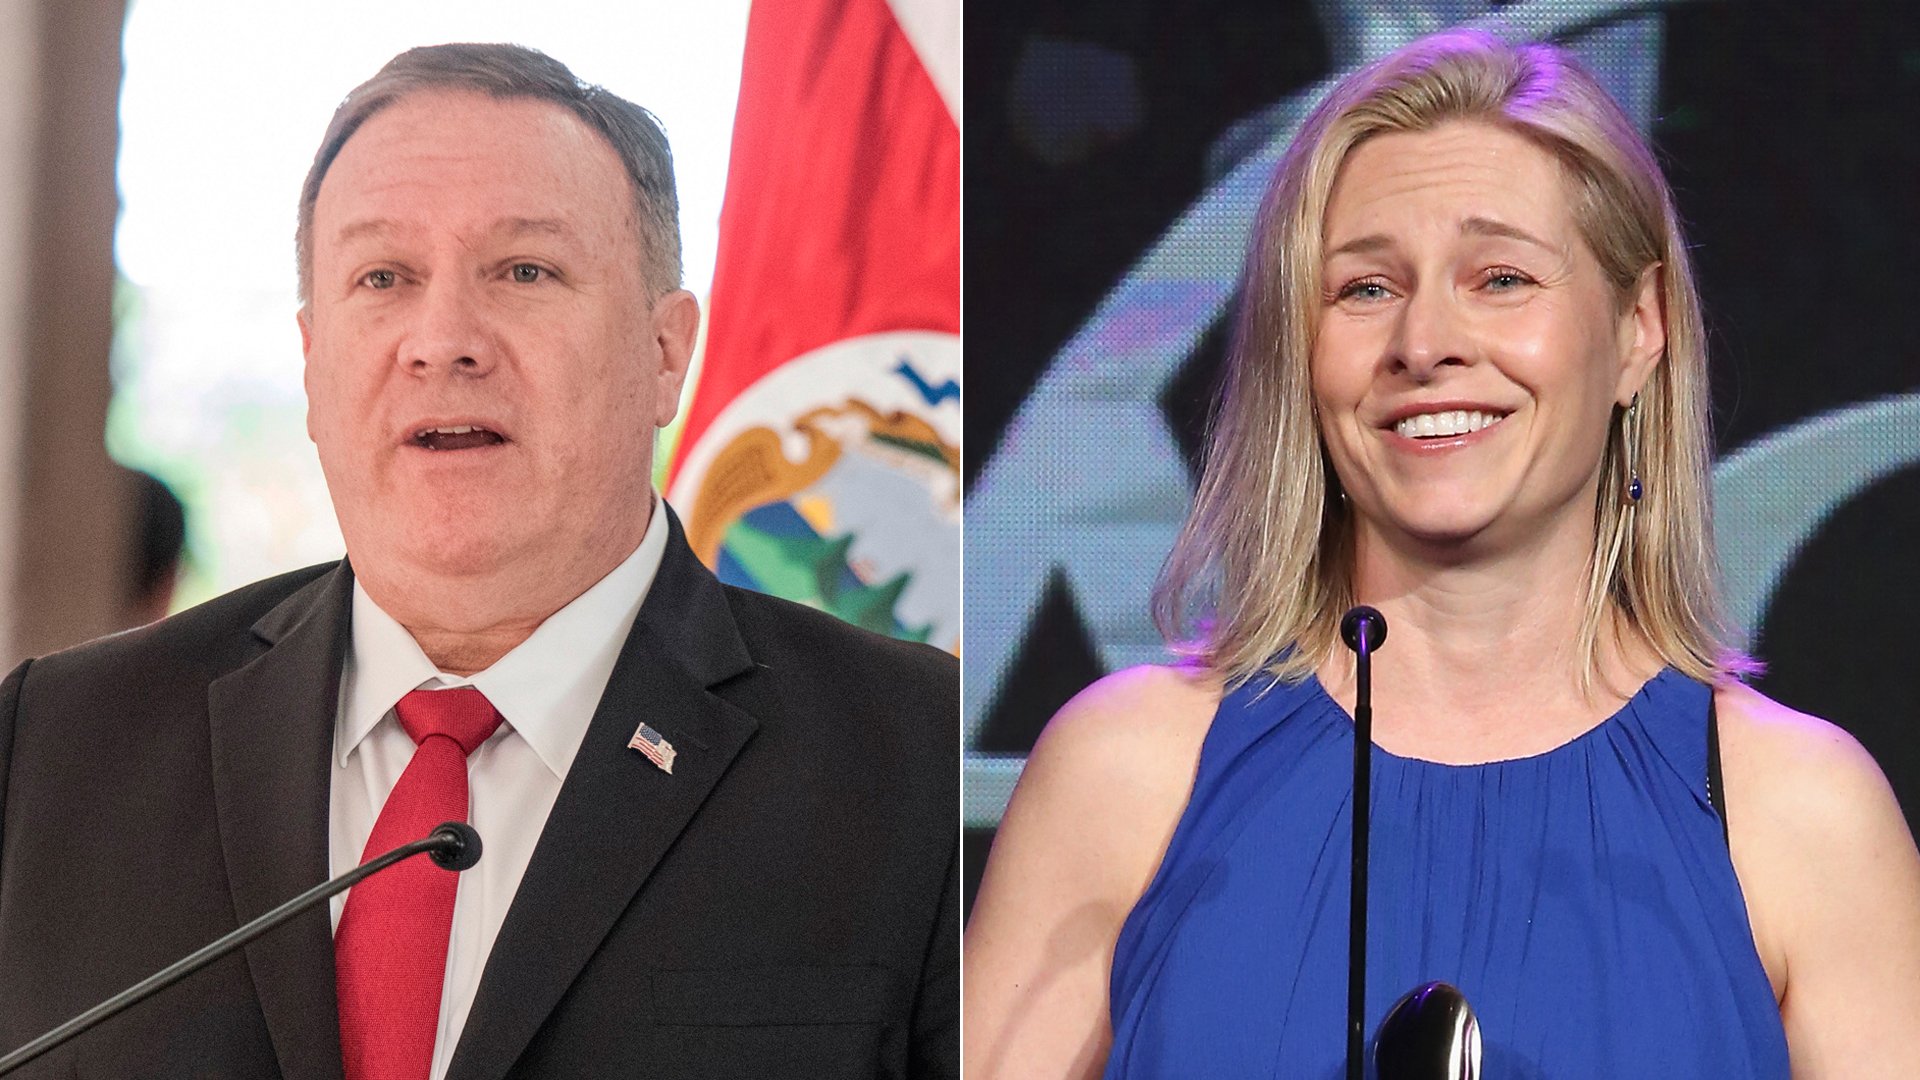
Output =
[{"x1": 328, "y1": 500, "x2": 669, "y2": 1080}]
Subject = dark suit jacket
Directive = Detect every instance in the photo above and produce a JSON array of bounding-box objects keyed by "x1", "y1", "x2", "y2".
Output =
[{"x1": 0, "y1": 514, "x2": 958, "y2": 1079}]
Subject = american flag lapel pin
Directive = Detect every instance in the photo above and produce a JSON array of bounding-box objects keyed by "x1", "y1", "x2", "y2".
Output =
[{"x1": 628, "y1": 722, "x2": 677, "y2": 775}]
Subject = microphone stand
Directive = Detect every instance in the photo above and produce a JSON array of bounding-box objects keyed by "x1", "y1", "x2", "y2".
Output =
[
  {"x1": 0, "y1": 822, "x2": 482, "y2": 1077},
  {"x1": 1340, "y1": 606, "x2": 1481, "y2": 1080},
  {"x1": 1342, "y1": 606, "x2": 1383, "y2": 1080}
]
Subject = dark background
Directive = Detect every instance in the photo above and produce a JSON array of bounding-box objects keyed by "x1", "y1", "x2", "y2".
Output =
[{"x1": 963, "y1": 1, "x2": 1920, "y2": 910}]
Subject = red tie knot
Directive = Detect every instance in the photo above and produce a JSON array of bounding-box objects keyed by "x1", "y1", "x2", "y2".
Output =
[{"x1": 394, "y1": 686, "x2": 503, "y2": 756}]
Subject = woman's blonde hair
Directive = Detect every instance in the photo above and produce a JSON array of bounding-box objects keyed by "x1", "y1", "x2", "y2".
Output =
[{"x1": 1153, "y1": 29, "x2": 1753, "y2": 691}]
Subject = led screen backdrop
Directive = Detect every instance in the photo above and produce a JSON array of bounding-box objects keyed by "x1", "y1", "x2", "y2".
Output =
[{"x1": 963, "y1": 0, "x2": 1920, "y2": 908}]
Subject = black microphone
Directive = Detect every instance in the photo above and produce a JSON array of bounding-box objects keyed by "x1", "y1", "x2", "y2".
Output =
[
  {"x1": 1340, "y1": 605, "x2": 1387, "y2": 656},
  {"x1": 1340, "y1": 605, "x2": 1386, "y2": 1080},
  {"x1": 1338, "y1": 605, "x2": 1481, "y2": 1079},
  {"x1": 0, "y1": 822, "x2": 483, "y2": 1077},
  {"x1": 1375, "y1": 982, "x2": 1481, "y2": 1079},
  {"x1": 428, "y1": 820, "x2": 483, "y2": 871}
]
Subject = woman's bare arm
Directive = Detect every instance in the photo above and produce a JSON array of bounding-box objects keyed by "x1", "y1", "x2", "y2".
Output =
[
  {"x1": 1718, "y1": 682, "x2": 1920, "y2": 1078},
  {"x1": 963, "y1": 665, "x2": 1219, "y2": 1080}
]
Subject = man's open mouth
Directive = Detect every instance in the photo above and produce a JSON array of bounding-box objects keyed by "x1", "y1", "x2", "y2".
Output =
[{"x1": 411, "y1": 425, "x2": 507, "y2": 451}]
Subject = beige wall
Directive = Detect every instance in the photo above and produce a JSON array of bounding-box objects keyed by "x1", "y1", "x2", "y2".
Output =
[{"x1": 0, "y1": 0, "x2": 131, "y2": 668}]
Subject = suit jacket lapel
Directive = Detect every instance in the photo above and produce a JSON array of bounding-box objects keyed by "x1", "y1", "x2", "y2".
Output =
[
  {"x1": 446, "y1": 518, "x2": 759, "y2": 1080},
  {"x1": 207, "y1": 564, "x2": 353, "y2": 1080}
]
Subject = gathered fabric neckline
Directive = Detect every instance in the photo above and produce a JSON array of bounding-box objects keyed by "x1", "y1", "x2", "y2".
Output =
[{"x1": 1301, "y1": 666, "x2": 1677, "y2": 771}]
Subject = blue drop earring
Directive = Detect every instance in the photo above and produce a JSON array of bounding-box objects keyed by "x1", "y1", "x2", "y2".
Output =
[{"x1": 1623, "y1": 395, "x2": 1643, "y2": 503}]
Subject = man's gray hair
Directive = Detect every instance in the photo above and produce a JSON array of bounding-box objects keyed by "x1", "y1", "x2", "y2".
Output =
[{"x1": 295, "y1": 42, "x2": 681, "y2": 303}]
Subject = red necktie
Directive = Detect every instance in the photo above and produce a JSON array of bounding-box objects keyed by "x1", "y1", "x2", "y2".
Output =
[{"x1": 336, "y1": 687, "x2": 503, "y2": 1080}]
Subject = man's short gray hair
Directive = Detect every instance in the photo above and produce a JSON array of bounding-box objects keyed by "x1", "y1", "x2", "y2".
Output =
[{"x1": 295, "y1": 42, "x2": 681, "y2": 303}]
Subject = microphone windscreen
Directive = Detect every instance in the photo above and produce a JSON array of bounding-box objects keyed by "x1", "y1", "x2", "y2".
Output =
[
  {"x1": 428, "y1": 822, "x2": 483, "y2": 872},
  {"x1": 1340, "y1": 605, "x2": 1388, "y2": 653}
]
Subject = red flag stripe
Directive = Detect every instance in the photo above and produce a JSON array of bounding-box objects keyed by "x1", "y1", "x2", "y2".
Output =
[{"x1": 671, "y1": 0, "x2": 960, "y2": 481}]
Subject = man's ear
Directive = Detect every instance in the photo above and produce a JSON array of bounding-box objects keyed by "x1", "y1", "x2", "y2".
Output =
[
  {"x1": 1616, "y1": 263, "x2": 1666, "y2": 405},
  {"x1": 650, "y1": 289, "x2": 702, "y2": 428},
  {"x1": 298, "y1": 306, "x2": 319, "y2": 444}
]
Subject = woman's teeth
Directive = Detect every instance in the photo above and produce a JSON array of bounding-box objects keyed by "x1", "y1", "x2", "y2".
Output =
[{"x1": 1394, "y1": 410, "x2": 1506, "y2": 439}]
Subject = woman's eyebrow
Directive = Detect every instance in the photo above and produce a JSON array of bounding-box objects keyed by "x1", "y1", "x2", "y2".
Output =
[{"x1": 1460, "y1": 215, "x2": 1556, "y2": 252}]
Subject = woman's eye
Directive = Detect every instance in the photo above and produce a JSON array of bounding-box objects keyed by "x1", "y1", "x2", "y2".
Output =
[
  {"x1": 510, "y1": 263, "x2": 545, "y2": 284},
  {"x1": 1484, "y1": 269, "x2": 1531, "y2": 291},
  {"x1": 361, "y1": 269, "x2": 397, "y2": 290},
  {"x1": 1338, "y1": 279, "x2": 1390, "y2": 302}
]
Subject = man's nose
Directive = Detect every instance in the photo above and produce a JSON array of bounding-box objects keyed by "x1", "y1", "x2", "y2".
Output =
[
  {"x1": 1389, "y1": 285, "x2": 1474, "y2": 381},
  {"x1": 399, "y1": 276, "x2": 495, "y2": 376}
]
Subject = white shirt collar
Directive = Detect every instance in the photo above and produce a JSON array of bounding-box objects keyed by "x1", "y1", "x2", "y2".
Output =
[{"x1": 337, "y1": 496, "x2": 672, "y2": 777}]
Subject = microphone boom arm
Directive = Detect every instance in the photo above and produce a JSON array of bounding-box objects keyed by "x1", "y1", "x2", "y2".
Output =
[{"x1": 0, "y1": 823, "x2": 478, "y2": 1076}]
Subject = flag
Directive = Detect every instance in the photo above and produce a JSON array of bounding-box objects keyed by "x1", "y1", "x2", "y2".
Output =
[
  {"x1": 668, "y1": 0, "x2": 960, "y2": 655},
  {"x1": 628, "y1": 722, "x2": 678, "y2": 775}
]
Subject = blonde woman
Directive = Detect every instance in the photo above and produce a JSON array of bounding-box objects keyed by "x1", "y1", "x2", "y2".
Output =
[{"x1": 965, "y1": 30, "x2": 1920, "y2": 1079}]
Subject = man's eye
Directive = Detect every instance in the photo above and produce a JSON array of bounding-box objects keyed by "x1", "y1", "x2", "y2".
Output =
[
  {"x1": 510, "y1": 263, "x2": 545, "y2": 284},
  {"x1": 361, "y1": 269, "x2": 397, "y2": 290}
]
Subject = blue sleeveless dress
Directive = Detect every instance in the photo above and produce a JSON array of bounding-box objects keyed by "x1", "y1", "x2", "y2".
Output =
[{"x1": 1105, "y1": 668, "x2": 1789, "y2": 1078}]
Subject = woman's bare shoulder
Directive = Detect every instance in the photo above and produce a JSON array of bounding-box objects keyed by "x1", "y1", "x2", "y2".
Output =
[
  {"x1": 1712, "y1": 680, "x2": 1902, "y2": 832},
  {"x1": 987, "y1": 662, "x2": 1224, "y2": 895},
  {"x1": 1038, "y1": 663, "x2": 1223, "y2": 750},
  {"x1": 1019, "y1": 663, "x2": 1223, "y2": 809},
  {"x1": 964, "y1": 664, "x2": 1227, "y2": 1079},
  {"x1": 1712, "y1": 678, "x2": 1920, "y2": 1053}
]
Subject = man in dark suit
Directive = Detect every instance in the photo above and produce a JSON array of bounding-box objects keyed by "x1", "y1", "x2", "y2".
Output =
[{"x1": 0, "y1": 43, "x2": 956, "y2": 1080}]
